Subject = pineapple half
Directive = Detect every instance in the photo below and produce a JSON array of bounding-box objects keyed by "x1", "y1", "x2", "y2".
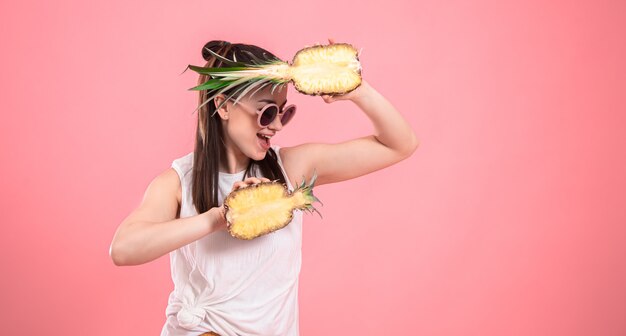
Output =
[
  {"x1": 184, "y1": 42, "x2": 363, "y2": 114},
  {"x1": 290, "y1": 43, "x2": 362, "y2": 96},
  {"x1": 223, "y1": 170, "x2": 322, "y2": 240}
]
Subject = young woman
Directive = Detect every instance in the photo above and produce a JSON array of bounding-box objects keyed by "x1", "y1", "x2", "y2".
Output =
[{"x1": 109, "y1": 39, "x2": 419, "y2": 336}]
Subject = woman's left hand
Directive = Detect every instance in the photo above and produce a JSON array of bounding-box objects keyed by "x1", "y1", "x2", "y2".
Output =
[{"x1": 320, "y1": 37, "x2": 369, "y2": 104}]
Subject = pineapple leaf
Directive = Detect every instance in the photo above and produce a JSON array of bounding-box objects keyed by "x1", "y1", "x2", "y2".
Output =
[
  {"x1": 187, "y1": 65, "x2": 253, "y2": 75},
  {"x1": 188, "y1": 78, "x2": 231, "y2": 91},
  {"x1": 270, "y1": 82, "x2": 281, "y2": 95},
  {"x1": 190, "y1": 93, "x2": 213, "y2": 115},
  {"x1": 261, "y1": 51, "x2": 281, "y2": 63},
  {"x1": 212, "y1": 79, "x2": 257, "y2": 115},
  {"x1": 304, "y1": 204, "x2": 323, "y2": 219},
  {"x1": 203, "y1": 47, "x2": 248, "y2": 67},
  {"x1": 248, "y1": 79, "x2": 274, "y2": 99},
  {"x1": 241, "y1": 50, "x2": 274, "y2": 66},
  {"x1": 206, "y1": 76, "x2": 255, "y2": 103},
  {"x1": 312, "y1": 207, "x2": 323, "y2": 219},
  {"x1": 232, "y1": 78, "x2": 272, "y2": 105},
  {"x1": 309, "y1": 168, "x2": 318, "y2": 188}
]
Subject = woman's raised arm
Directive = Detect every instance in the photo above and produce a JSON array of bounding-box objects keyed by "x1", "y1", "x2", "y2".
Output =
[{"x1": 280, "y1": 79, "x2": 419, "y2": 187}]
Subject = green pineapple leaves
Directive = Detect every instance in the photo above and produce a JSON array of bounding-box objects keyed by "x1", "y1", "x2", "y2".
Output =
[
  {"x1": 296, "y1": 168, "x2": 323, "y2": 219},
  {"x1": 182, "y1": 47, "x2": 290, "y2": 116}
]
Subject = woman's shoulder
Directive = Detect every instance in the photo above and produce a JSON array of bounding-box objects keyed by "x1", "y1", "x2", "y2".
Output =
[
  {"x1": 171, "y1": 151, "x2": 194, "y2": 180},
  {"x1": 270, "y1": 144, "x2": 308, "y2": 190},
  {"x1": 271, "y1": 143, "x2": 304, "y2": 169},
  {"x1": 138, "y1": 166, "x2": 182, "y2": 218},
  {"x1": 169, "y1": 151, "x2": 194, "y2": 208},
  {"x1": 271, "y1": 144, "x2": 287, "y2": 168}
]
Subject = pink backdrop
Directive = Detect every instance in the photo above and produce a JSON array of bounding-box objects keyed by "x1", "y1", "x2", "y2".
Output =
[{"x1": 1, "y1": 0, "x2": 625, "y2": 335}]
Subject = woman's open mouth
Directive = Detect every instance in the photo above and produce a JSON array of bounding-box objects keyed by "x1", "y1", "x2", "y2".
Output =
[{"x1": 257, "y1": 133, "x2": 271, "y2": 150}]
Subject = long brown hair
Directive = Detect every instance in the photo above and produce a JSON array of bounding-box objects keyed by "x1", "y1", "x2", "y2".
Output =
[{"x1": 192, "y1": 40, "x2": 287, "y2": 215}]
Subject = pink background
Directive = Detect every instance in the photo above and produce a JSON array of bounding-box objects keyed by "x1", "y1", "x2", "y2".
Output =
[{"x1": 1, "y1": 0, "x2": 625, "y2": 335}]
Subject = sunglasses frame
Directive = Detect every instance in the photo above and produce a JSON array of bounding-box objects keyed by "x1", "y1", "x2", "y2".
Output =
[{"x1": 228, "y1": 97, "x2": 297, "y2": 128}]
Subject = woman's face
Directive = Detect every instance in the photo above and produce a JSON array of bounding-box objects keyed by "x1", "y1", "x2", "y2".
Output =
[{"x1": 217, "y1": 84, "x2": 290, "y2": 161}]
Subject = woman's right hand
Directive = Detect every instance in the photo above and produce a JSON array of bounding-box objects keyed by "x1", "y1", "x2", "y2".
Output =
[{"x1": 230, "y1": 177, "x2": 271, "y2": 193}]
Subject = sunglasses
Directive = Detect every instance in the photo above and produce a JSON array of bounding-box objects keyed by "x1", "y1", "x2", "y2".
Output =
[{"x1": 228, "y1": 97, "x2": 297, "y2": 128}]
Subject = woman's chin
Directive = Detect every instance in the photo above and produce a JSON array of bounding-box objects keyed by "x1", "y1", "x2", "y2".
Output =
[
  {"x1": 249, "y1": 148, "x2": 267, "y2": 160},
  {"x1": 245, "y1": 139, "x2": 270, "y2": 160}
]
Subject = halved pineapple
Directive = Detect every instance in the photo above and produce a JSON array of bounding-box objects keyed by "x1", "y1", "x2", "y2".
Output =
[
  {"x1": 186, "y1": 42, "x2": 363, "y2": 113},
  {"x1": 289, "y1": 43, "x2": 362, "y2": 96},
  {"x1": 223, "y1": 170, "x2": 322, "y2": 240}
]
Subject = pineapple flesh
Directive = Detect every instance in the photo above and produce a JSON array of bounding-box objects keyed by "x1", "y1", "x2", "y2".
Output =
[
  {"x1": 224, "y1": 171, "x2": 322, "y2": 240},
  {"x1": 289, "y1": 43, "x2": 362, "y2": 96}
]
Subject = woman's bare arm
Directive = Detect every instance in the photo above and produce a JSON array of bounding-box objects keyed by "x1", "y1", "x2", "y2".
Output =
[
  {"x1": 109, "y1": 169, "x2": 269, "y2": 266},
  {"x1": 109, "y1": 168, "x2": 225, "y2": 266},
  {"x1": 280, "y1": 80, "x2": 419, "y2": 187}
]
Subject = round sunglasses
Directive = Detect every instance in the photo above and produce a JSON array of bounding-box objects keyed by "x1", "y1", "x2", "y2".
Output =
[{"x1": 228, "y1": 97, "x2": 297, "y2": 128}]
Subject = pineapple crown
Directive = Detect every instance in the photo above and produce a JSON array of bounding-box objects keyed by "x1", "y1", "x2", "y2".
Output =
[
  {"x1": 295, "y1": 168, "x2": 323, "y2": 219},
  {"x1": 181, "y1": 45, "x2": 290, "y2": 117}
]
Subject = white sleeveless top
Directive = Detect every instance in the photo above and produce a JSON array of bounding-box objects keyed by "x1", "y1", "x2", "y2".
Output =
[{"x1": 161, "y1": 144, "x2": 303, "y2": 336}]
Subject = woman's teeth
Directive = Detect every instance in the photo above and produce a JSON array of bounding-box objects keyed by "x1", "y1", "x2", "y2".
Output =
[{"x1": 257, "y1": 134, "x2": 271, "y2": 145}]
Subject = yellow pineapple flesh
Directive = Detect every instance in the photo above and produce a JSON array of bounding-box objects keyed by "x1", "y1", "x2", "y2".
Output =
[
  {"x1": 224, "y1": 171, "x2": 322, "y2": 240},
  {"x1": 289, "y1": 43, "x2": 362, "y2": 96}
]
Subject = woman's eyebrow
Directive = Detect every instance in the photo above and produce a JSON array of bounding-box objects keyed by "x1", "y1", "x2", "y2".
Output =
[{"x1": 258, "y1": 99, "x2": 287, "y2": 107}]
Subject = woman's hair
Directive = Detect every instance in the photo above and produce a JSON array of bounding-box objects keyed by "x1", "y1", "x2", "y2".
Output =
[{"x1": 192, "y1": 40, "x2": 288, "y2": 214}]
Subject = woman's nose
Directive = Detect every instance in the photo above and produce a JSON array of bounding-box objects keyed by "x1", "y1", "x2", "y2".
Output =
[{"x1": 268, "y1": 115, "x2": 283, "y2": 131}]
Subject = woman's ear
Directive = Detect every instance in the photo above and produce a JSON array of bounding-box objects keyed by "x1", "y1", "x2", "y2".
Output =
[{"x1": 213, "y1": 94, "x2": 229, "y2": 120}]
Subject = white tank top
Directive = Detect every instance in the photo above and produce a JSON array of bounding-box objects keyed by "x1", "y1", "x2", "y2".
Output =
[{"x1": 161, "y1": 144, "x2": 303, "y2": 336}]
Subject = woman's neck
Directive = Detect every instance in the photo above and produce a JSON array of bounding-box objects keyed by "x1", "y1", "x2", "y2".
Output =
[{"x1": 219, "y1": 145, "x2": 250, "y2": 174}]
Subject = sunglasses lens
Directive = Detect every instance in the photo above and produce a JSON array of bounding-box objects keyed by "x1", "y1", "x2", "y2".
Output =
[
  {"x1": 259, "y1": 105, "x2": 278, "y2": 126},
  {"x1": 280, "y1": 106, "x2": 296, "y2": 125}
]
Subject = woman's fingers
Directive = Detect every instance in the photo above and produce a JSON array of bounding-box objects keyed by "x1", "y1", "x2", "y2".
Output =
[
  {"x1": 231, "y1": 177, "x2": 272, "y2": 192},
  {"x1": 321, "y1": 94, "x2": 334, "y2": 103},
  {"x1": 248, "y1": 177, "x2": 271, "y2": 184},
  {"x1": 246, "y1": 177, "x2": 262, "y2": 184},
  {"x1": 231, "y1": 181, "x2": 246, "y2": 192}
]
